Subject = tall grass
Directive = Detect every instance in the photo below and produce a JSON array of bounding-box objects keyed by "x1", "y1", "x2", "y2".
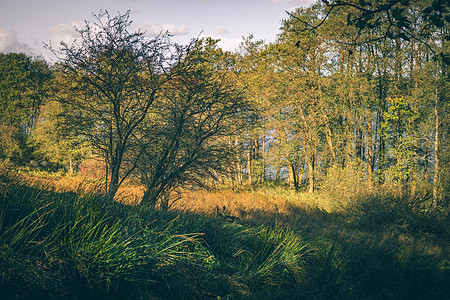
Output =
[
  {"x1": 0, "y1": 171, "x2": 211, "y2": 299},
  {"x1": 239, "y1": 226, "x2": 310, "y2": 287},
  {"x1": 0, "y1": 169, "x2": 448, "y2": 299},
  {"x1": 0, "y1": 170, "x2": 315, "y2": 299}
]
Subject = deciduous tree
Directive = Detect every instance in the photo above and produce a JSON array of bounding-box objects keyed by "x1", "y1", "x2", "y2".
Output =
[
  {"x1": 49, "y1": 10, "x2": 179, "y2": 200},
  {"x1": 0, "y1": 53, "x2": 52, "y2": 164},
  {"x1": 136, "y1": 38, "x2": 247, "y2": 208}
]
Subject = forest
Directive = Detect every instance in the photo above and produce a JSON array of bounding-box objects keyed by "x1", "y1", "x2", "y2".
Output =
[{"x1": 0, "y1": 0, "x2": 449, "y2": 299}]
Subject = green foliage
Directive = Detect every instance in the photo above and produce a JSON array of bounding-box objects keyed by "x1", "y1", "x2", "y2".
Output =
[
  {"x1": 240, "y1": 226, "x2": 310, "y2": 288},
  {"x1": 0, "y1": 171, "x2": 209, "y2": 299},
  {"x1": 0, "y1": 53, "x2": 52, "y2": 165},
  {"x1": 0, "y1": 123, "x2": 20, "y2": 163},
  {"x1": 30, "y1": 100, "x2": 90, "y2": 173},
  {"x1": 380, "y1": 96, "x2": 422, "y2": 183},
  {"x1": 0, "y1": 53, "x2": 51, "y2": 127},
  {"x1": 345, "y1": 191, "x2": 448, "y2": 236}
]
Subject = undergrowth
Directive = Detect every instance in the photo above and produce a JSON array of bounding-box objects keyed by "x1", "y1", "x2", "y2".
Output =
[{"x1": 0, "y1": 169, "x2": 448, "y2": 299}]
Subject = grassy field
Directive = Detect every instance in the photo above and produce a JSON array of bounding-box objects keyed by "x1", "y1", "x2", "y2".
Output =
[{"x1": 0, "y1": 169, "x2": 449, "y2": 299}]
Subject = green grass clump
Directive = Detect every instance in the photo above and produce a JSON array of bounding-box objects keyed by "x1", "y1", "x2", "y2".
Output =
[
  {"x1": 239, "y1": 226, "x2": 309, "y2": 285},
  {"x1": 0, "y1": 172, "x2": 214, "y2": 299}
]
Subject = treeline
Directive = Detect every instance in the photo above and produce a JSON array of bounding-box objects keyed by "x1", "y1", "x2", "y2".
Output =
[
  {"x1": 232, "y1": 1, "x2": 449, "y2": 209},
  {"x1": 0, "y1": 1, "x2": 448, "y2": 209}
]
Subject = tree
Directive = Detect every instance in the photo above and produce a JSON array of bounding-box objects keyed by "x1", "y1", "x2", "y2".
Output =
[
  {"x1": 279, "y1": 0, "x2": 448, "y2": 207},
  {"x1": 31, "y1": 98, "x2": 90, "y2": 174},
  {"x1": 276, "y1": 4, "x2": 337, "y2": 193},
  {"x1": 235, "y1": 35, "x2": 274, "y2": 186},
  {"x1": 136, "y1": 38, "x2": 247, "y2": 208},
  {"x1": 299, "y1": 0, "x2": 449, "y2": 63},
  {"x1": 0, "y1": 53, "x2": 52, "y2": 164},
  {"x1": 49, "y1": 10, "x2": 178, "y2": 200}
]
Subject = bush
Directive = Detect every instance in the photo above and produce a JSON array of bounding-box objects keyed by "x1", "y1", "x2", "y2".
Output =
[
  {"x1": 345, "y1": 192, "x2": 448, "y2": 236},
  {"x1": 319, "y1": 162, "x2": 372, "y2": 208}
]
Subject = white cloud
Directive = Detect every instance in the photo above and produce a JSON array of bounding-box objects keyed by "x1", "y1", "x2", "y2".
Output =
[
  {"x1": 0, "y1": 23, "x2": 34, "y2": 54},
  {"x1": 216, "y1": 26, "x2": 230, "y2": 35},
  {"x1": 140, "y1": 22, "x2": 189, "y2": 36},
  {"x1": 47, "y1": 20, "x2": 84, "y2": 46},
  {"x1": 218, "y1": 37, "x2": 242, "y2": 52},
  {"x1": 204, "y1": 35, "x2": 242, "y2": 52}
]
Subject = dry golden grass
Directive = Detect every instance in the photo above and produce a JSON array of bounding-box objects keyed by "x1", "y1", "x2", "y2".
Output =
[
  {"x1": 171, "y1": 187, "x2": 339, "y2": 230},
  {"x1": 18, "y1": 172, "x2": 144, "y2": 203},
  {"x1": 14, "y1": 171, "x2": 350, "y2": 232},
  {"x1": 17, "y1": 171, "x2": 339, "y2": 230},
  {"x1": 21, "y1": 173, "x2": 102, "y2": 194}
]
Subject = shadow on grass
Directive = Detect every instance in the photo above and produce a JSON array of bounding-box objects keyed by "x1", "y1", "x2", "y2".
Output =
[
  {"x1": 1, "y1": 170, "x2": 449, "y2": 299},
  {"x1": 200, "y1": 191, "x2": 450, "y2": 299}
]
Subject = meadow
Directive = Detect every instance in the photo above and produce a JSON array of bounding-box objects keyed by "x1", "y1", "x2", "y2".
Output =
[
  {"x1": 0, "y1": 169, "x2": 448, "y2": 299},
  {"x1": 1, "y1": 2, "x2": 448, "y2": 299}
]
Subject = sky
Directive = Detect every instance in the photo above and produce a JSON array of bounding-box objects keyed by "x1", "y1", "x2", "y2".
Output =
[{"x1": 0, "y1": 0, "x2": 317, "y2": 61}]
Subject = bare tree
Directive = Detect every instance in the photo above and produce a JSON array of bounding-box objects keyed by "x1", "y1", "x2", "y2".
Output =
[{"x1": 49, "y1": 10, "x2": 180, "y2": 200}]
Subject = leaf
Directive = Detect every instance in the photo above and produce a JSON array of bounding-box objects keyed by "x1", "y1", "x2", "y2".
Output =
[
  {"x1": 441, "y1": 52, "x2": 450, "y2": 65},
  {"x1": 358, "y1": 0, "x2": 372, "y2": 7},
  {"x1": 400, "y1": 0, "x2": 410, "y2": 6},
  {"x1": 423, "y1": 6, "x2": 433, "y2": 15},
  {"x1": 432, "y1": 0, "x2": 443, "y2": 11},
  {"x1": 429, "y1": 13, "x2": 444, "y2": 27},
  {"x1": 356, "y1": 18, "x2": 366, "y2": 29},
  {"x1": 391, "y1": 7, "x2": 404, "y2": 20}
]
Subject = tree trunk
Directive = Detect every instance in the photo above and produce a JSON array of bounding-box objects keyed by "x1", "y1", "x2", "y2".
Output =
[
  {"x1": 247, "y1": 144, "x2": 252, "y2": 185},
  {"x1": 298, "y1": 141, "x2": 305, "y2": 186},
  {"x1": 261, "y1": 134, "x2": 266, "y2": 184},
  {"x1": 307, "y1": 143, "x2": 315, "y2": 194},
  {"x1": 288, "y1": 162, "x2": 295, "y2": 188},
  {"x1": 289, "y1": 162, "x2": 299, "y2": 190},
  {"x1": 377, "y1": 110, "x2": 386, "y2": 185},
  {"x1": 276, "y1": 164, "x2": 281, "y2": 182},
  {"x1": 299, "y1": 161, "x2": 304, "y2": 188},
  {"x1": 367, "y1": 120, "x2": 373, "y2": 184},
  {"x1": 234, "y1": 137, "x2": 243, "y2": 185},
  {"x1": 432, "y1": 86, "x2": 440, "y2": 208},
  {"x1": 324, "y1": 120, "x2": 336, "y2": 164},
  {"x1": 68, "y1": 155, "x2": 74, "y2": 175},
  {"x1": 107, "y1": 155, "x2": 121, "y2": 201},
  {"x1": 108, "y1": 174, "x2": 119, "y2": 201},
  {"x1": 141, "y1": 188, "x2": 158, "y2": 207},
  {"x1": 237, "y1": 159, "x2": 243, "y2": 185}
]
